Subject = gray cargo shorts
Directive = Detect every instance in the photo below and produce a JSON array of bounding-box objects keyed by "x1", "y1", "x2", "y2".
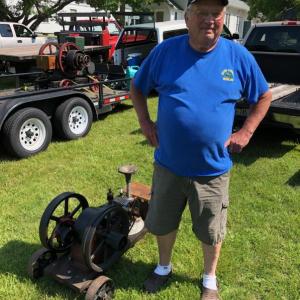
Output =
[{"x1": 145, "y1": 162, "x2": 230, "y2": 245}]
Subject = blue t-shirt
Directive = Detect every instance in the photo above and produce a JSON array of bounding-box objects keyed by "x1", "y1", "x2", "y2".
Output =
[{"x1": 134, "y1": 35, "x2": 269, "y2": 176}]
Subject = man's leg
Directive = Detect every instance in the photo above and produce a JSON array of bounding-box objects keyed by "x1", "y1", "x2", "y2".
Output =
[
  {"x1": 143, "y1": 163, "x2": 186, "y2": 293},
  {"x1": 157, "y1": 230, "x2": 177, "y2": 265},
  {"x1": 143, "y1": 230, "x2": 177, "y2": 293},
  {"x1": 202, "y1": 241, "x2": 222, "y2": 276},
  {"x1": 188, "y1": 173, "x2": 230, "y2": 299}
]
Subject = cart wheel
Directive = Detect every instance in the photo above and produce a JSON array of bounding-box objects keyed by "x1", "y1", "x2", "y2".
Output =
[
  {"x1": 2, "y1": 107, "x2": 52, "y2": 158},
  {"x1": 39, "y1": 42, "x2": 60, "y2": 55},
  {"x1": 39, "y1": 192, "x2": 89, "y2": 252},
  {"x1": 27, "y1": 247, "x2": 57, "y2": 279},
  {"x1": 53, "y1": 97, "x2": 93, "y2": 140},
  {"x1": 85, "y1": 276, "x2": 115, "y2": 300}
]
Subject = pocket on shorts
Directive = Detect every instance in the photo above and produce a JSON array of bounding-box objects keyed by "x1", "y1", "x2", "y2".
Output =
[{"x1": 222, "y1": 196, "x2": 229, "y2": 209}]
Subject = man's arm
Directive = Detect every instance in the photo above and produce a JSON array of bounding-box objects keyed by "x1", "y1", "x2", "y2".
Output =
[
  {"x1": 225, "y1": 90, "x2": 272, "y2": 153},
  {"x1": 130, "y1": 79, "x2": 158, "y2": 147}
]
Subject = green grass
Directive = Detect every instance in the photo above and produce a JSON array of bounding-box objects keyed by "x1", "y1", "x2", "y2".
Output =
[{"x1": 0, "y1": 98, "x2": 299, "y2": 300}]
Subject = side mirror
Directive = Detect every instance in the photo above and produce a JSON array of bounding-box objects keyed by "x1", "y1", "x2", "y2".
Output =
[
  {"x1": 232, "y1": 33, "x2": 240, "y2": 40},
  {"x1": 32, "y1": 32, "x2": 38, "y2": 39}
]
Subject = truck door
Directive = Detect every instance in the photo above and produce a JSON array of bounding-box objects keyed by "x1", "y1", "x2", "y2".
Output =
[
  {"x1": 13, "y1": 24, "x2": 36, "y2": 46},
  {"x1": 0, "y1": 24, "x2": 16, "y2": 48}
]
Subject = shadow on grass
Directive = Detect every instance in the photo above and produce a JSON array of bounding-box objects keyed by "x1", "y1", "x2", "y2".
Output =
[
  {"x1": 0, "y1": 142, "x2": 18, "y2": 162},
  {"x1": 130, "y1": 128, "x2": 154, "y2": 147},
  {"x1": 286, "y1": 169, "x2": 300, "y2": 187},
  {"x1": 0, "y1": 240, "x2": 197, "y2": 299},
  {"x1": 108, "y1": 256, "x2": 199, "y2": 293},
  {"x1": 0, "y1": 240, "x2": 78, "y2": 299},
  {"x1": 98, "y1": 103, "x2": 133, "y2": 121},
  {"x1": 233, "y1": 127, "x2": 298, "y2": 166}
]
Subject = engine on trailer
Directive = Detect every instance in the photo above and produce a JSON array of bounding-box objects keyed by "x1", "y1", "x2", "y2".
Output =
[
  {"x1": 35, "y1": 41, "x2": 100, "y2": 90},
  {"x1": 37, "y1": 42, "x2": 95, "y2": 78}
]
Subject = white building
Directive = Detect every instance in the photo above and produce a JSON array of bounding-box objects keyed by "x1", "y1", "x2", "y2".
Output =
[
  {"x1": 3, "y1": 0, "x2": 249, "y2": 36},
  {"x1": 149, "y1": 0, "x2": 250, "y2": 37},
  {"x1": 38, "y1": 2, "x2": 96, "y2": 34}
]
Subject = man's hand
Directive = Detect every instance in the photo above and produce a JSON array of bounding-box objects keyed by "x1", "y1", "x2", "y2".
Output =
[
  {"x1": 225, "y1": 90, "x2": 272, "y2": 153},
  {"x1": 130, "y1": 80, "x2": 158, "y2": 147},
  {"x1": 224, "y1": 127, "x2": 253, "y2": 153},
  {"x1": 140, "y1": 119, "x2": 159, "y2": 147}
]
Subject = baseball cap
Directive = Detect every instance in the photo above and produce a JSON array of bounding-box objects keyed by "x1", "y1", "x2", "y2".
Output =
[{"x1": 187, "y1": 0, "x2": 228, "y2": 6}]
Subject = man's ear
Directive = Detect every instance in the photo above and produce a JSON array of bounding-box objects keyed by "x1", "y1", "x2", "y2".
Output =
[{"x1": 184, "y1": 12, "x2": 189, "y2": 28}]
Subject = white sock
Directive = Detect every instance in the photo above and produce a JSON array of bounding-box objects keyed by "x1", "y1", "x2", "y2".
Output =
[
  {"x1": 202, "y1": 273, "x2": 217, "y2": 290},
  {"x1": 154, "y1": 263, "x2": 172, "y2": 276}
]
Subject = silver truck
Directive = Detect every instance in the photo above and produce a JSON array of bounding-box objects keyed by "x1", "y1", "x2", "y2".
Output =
[{"x1": 235, "y1": 20, "x2": 300, "y2": 134}]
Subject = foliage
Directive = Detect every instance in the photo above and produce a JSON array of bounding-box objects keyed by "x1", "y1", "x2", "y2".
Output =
[
  {"x1": 88, "y1": 0, "x2": 163, "y2": 13},
  {"x1": 0, "y1": 0, "x2": 162, "y2": 31},
  {"x1": 0, "y1": 98, "x2": 299, "y2": 299},
  {"x1": 246, "y1": 0, "x2": 300, "y2": 21}
]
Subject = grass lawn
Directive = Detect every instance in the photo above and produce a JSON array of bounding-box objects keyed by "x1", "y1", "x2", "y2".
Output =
[{"x1": 0, "y1": 97, "x2": 299, "y2": 300}]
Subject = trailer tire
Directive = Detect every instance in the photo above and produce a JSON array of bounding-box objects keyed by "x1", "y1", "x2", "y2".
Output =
[
  {"x1": 54, "y1": 97, "x2": 93, "y2": 140},
  {"x1": 3, "y1": 108, "x2": 52, "y2": 158}
]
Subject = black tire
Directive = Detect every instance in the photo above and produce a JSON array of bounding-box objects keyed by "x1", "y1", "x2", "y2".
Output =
[
  {"x1": 3, "y1": 107, "x2": 52, "y2": 158},
  {"x1": 54, "y1": 97, "x2": 93, "y2": 140}
]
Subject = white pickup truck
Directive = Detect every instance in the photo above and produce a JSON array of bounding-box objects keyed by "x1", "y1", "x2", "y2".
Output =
[{"x1": 0, "y1": 22, "x2": 47, "y2": 48}]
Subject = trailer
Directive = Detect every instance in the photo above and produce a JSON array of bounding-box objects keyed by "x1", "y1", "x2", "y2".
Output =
[{"x1": 0, "y1": 42, "x2": 130, "y2": 158}]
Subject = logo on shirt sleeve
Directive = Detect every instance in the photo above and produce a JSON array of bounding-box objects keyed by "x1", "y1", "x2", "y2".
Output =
[{"x1": 221, "y1": 69, "x2": 234, "y2": 82}]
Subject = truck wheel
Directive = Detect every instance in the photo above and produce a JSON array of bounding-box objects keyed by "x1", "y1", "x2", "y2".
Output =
[
  {"x1": 3, "y1": 108, "x2": 52, "y2": 158},
  {"x1": 54, "y1": 97, "x2": 93, "y2": 140}
]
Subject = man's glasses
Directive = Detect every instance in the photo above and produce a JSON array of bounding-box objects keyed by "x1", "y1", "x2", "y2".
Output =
[{"x1": 192, "y1": 10, "x2": 224, "y2": 21}]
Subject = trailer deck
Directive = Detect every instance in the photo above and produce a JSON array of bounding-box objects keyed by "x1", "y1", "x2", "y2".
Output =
[{"x1": 0, "y1": 45, "x2": 111, "y2": 62}]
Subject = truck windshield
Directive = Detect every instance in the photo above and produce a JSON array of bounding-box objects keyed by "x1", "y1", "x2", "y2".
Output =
[{"x1": 245, "y1": 26, "x2": 300, "y2": 53}]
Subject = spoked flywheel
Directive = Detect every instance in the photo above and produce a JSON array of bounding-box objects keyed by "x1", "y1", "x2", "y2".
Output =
[
  {"x1": 39, "y1": 192, "x2": 89, "y2": 252},
  {"x1": 81, "y1": 205, "x2": 130, "y2": 273}
]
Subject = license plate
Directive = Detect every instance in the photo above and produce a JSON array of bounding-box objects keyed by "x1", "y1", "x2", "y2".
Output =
[{"x1": 236, "y1": 108, "x2": 249, "y2": 117}]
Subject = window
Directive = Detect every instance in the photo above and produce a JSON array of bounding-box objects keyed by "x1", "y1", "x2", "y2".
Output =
[
  {"x1": 245, "y1": 26, "x2": 300, "y2": 53},
  {"x1": 236, "y1": 16, "x2": 241, "y2": 33},
  {"x1": 156, "y1": 11, "x2": 164, "y2": 22},
  {"x1": 13, "y1": 24, "x2": 32, "y2": 37},
  {"x1": 0, "y1": 24, "x2": 13, "y2": 37},
  {"x1": 163, "y1": 29, "x2": 188, "y2": 40},
  {"x1": 121, "y1": 29, "x2": 157, "y2": 44},
  {"x1": 108, "y1": 23, "x2": 120, "y2": 35},
  {"x1": 225, "y1": 13, "x2": 230, "y2": 27}
]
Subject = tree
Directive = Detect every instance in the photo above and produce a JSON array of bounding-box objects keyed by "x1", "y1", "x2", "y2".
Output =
[
  {"x1": 0, "y1": 0, "x2": 163, "y2": 31},
  {"x1": 246, "y1": 0, "x2": 300, "y2": 21}
]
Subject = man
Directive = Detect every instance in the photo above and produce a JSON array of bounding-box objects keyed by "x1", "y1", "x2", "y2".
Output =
[{"x1": 130, "y1": 0, "x2": 272, "y2": 299}]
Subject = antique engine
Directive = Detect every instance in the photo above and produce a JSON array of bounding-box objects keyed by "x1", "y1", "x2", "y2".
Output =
[
  {"x1": 28, "y1": 165, "x2": 150, "y2": 300},
  {"x1": 37, "y1": 42, "x2": 95, "y2": 78}
]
